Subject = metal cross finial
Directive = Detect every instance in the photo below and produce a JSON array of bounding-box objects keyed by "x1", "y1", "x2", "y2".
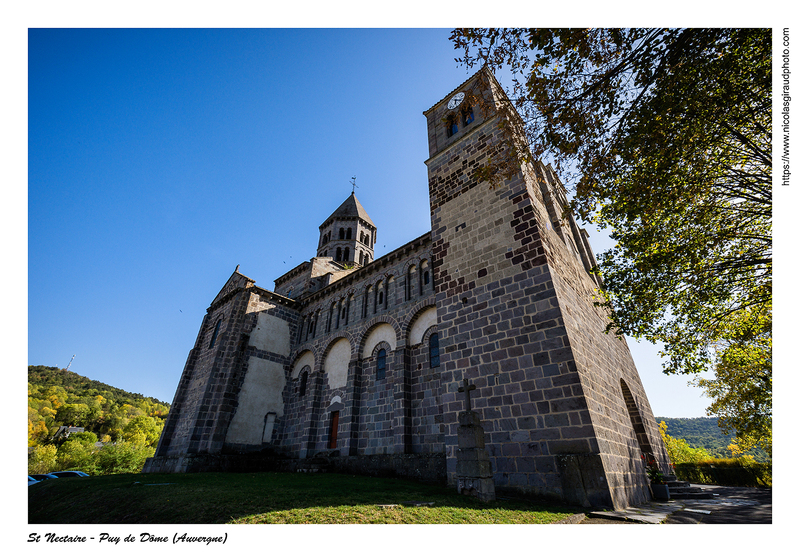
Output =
[
  {"x1": 458, "y1": 378, "x2": 477, "y2": 412},
  {"x1": 350, "y1": 176, "x2": 358, "y2": 194}
]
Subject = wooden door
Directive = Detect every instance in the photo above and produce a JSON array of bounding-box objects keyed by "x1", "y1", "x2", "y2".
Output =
[{"x1": 328, "y1": 411, "x2": 339, "y2": 449}]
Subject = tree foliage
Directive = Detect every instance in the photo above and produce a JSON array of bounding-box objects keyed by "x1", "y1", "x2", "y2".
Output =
[
  {"x1": 658, "y1": 421, "x2": 712, "y2": 464},
  {"x1": 694, "y1": 306, "x2": 772, "y2": 457},
  {"x1": 27, "y1": 365, "x2": 169, "y2": 475},
  {"x1": 450, "y1": 28, "x2": 771, "y2": 377}
]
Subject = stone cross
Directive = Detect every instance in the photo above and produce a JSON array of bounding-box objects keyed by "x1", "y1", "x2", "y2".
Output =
[{"x1": 458, "y1": 378, "x2": 477, "y2": 412}]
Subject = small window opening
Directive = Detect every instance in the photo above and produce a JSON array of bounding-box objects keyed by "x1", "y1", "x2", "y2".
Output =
[
  {"x1": 429, "y1": 332, "x2": 440, "y2": 369},
  {"x1": 209, "y1": 319, "x2": 222, "y2": 349},
  {"x1": 462, "y1": 106, "x2": 474, "y2": 127},
  {"x1": 376, "y1": 349, "x2": 387, "y2": 380},
  {"x1": 299, "y1": 371, "x2": 308, "y2": 396},
  {"x1": 447, "y1": 116, "x2": 458, "y2": 137}
]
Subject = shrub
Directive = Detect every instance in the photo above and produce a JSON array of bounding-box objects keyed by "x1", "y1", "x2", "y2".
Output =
[
  {"x1": 674, "y1": 457, "x2": 771, "y2": 487},
  {"x1": 94, "y1": 436, "x2": 154, "y2": 475},
  {"x1": 28, "y1": 444, "x2": 57, "y2": 475}
]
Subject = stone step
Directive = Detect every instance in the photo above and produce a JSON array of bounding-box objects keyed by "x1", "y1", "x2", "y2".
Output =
[
  {"x1": 671, "y1": 484, "x2": 707, "y2": 492},
  {"x1": 669, "y1": 490, "x2": 717, "y2": 499},
  {"x1": 667, "y1": 480, "x2": 691, "y2": 488}
]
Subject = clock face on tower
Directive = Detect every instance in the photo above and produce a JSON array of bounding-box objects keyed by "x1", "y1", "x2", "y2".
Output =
[{"x1": 447, "y1": 92, "x2": 465, "y2": 110}]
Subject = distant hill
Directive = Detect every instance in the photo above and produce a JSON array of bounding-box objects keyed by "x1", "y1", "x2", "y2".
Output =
[
  {"x1": 656, "y1": 416, "x2": 768, "y2": 461},
  {"x1": 28, "y1": 365, "x2": 170, "y2": 446},
  {"x1": 28, "y1": 365, "x2": 169, "y2": 409}
]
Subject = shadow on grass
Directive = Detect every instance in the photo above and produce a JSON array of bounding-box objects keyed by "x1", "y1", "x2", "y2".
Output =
[{"x1": 28, "y1": 471, "x2": 580, "y2": 524}]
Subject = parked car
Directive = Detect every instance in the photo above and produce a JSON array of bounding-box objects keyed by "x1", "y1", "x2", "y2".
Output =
[
  {"x1": 28, "y1": 476, "x2": 39, "y2": 486},
  {"x1": 48, "y1": 471, "x2": 90, "y2": 478},
  {"x1": 30, "y1": 474, "x2": 58, "y2": 481}
]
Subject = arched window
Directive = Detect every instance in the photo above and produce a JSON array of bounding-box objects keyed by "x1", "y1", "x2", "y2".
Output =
[
  {"x1": 339, "y1": 228, "x2": 345, "y2": 239},
  {"x1": 327, "y1": 303, "x2": 335, "y2": 332},
  {"x1": 429, "y1": 332, "x2": 440, "y2": 369},
  {"x1": 447, "y1": 115, "x2": 458, "y2": 137},
  {"x1": 346, "y1": 228, "x2": 352, "y2": 240},
  {"x1": 462, "y1": 106, "x2": 474, "y2": 127},
  {"x1": 322, "y1": 234, "x2": 328, "y2": 245},
  {"x1": 376, "y1": 349, "x2": 387, "y2": 380},
  {"x1": 359, "y1": 251, "x2": 365, "y2": 265},
  {"x1": 374, "y1": 281, "x2": 384, "y2": 314},
  {"x1": 343, "y1": 248, "x2": 350, "y2": 262},
  {"x1": 363, "y1": 285, "x2": 371, "y2": 318},
  {"x1": 336, "y1": 247, "x2": 342, "y2": 261},
  {"x1": 299, "y1": 371, "x2": 309, "y2": 396},
  {"x1": 209, "y1": 319, "x2": 222, "y2": 349},
  {"x1": 406, "y1": 265, "x2": 417, "y2": 300}
]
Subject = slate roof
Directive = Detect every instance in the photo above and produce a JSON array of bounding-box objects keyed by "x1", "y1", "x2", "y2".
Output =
[{"x1": 323, "y1": 192, "x2": 375, "y2": 228}]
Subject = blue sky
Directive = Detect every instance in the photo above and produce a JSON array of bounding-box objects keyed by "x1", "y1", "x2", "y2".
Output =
[{"x1": 23, "y1": 28, "x2": 722, "y2": 418}]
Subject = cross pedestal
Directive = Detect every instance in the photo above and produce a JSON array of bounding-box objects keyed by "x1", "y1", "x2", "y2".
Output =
[{"x1": 455, "y1": 379, "x2": 495, "y2": 502}]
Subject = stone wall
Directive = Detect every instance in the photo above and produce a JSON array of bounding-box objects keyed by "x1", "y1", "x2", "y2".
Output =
[
  {"x1": 145, "y1": 275, "x2": 301, "y2": 472},
  {"x1": 278, "y1": 234, "x2": 443, "y2": 459}
]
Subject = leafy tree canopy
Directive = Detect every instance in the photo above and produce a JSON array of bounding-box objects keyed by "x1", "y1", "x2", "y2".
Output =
[
  {"x1": 694, "y1": 306, "x2": 772, "y2": 456},
  {"x1": 450, "y1": 28, "x2": 771, "y2": 377}
]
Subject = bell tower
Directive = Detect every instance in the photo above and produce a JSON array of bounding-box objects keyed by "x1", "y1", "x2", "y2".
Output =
[
  {"x1": 424, "y1": 69, "x2": 669, "y2": 509},
  {"x1": 317, "y1": 192, "x2": 376, "y2": 266}
]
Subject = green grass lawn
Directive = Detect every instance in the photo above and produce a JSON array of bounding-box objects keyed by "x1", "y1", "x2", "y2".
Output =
[{"x1": 28, "y1": 472, "x2": 581, "y2": 524}]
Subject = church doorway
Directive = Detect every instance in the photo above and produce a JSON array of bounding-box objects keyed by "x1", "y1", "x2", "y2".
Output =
[{"x1": 327, "y1": 411, "x2": 339, "y2": 449}]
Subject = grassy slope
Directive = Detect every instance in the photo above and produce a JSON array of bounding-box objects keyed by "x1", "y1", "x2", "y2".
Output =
[{"x1": 28, "y1": 472, "x2": 580, "y2": 524}]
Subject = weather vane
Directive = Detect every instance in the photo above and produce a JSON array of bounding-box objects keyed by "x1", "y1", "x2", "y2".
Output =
[{"x1": 350, "y1": 176, "x2": 358, "y2": 194}]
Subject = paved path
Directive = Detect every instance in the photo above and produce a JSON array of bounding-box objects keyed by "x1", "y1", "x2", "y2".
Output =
[{"x1": 583, "y1": 485, "x2": 771, "y2": 524}]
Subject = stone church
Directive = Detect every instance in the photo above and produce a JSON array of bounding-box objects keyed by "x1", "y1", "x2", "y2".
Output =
[{"x1": 144, "y1": 69, "x2": 670, "y2": 509}]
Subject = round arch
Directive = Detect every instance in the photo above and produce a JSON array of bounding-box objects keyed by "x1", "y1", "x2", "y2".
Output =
[
  {"x1": 408, "y1": 304, "x2": 438, "y2": 346},
  {"x1": 323, "y1": 337, "x2": 351, "y2": 389},
  {"x1": 291, "y1": 349, "x2": 315, "y2": 379},
  {"x1": 360, "y1": 323, "x2": 397, "y2": 359}
]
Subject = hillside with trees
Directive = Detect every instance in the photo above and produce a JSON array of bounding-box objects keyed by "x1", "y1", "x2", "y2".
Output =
[
  {"x1": 657, "y1": 416, "x2": 768, "y2": 462},
  {"x1": 28, "y1": 365, "x2": 170, "y2": 475}
]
